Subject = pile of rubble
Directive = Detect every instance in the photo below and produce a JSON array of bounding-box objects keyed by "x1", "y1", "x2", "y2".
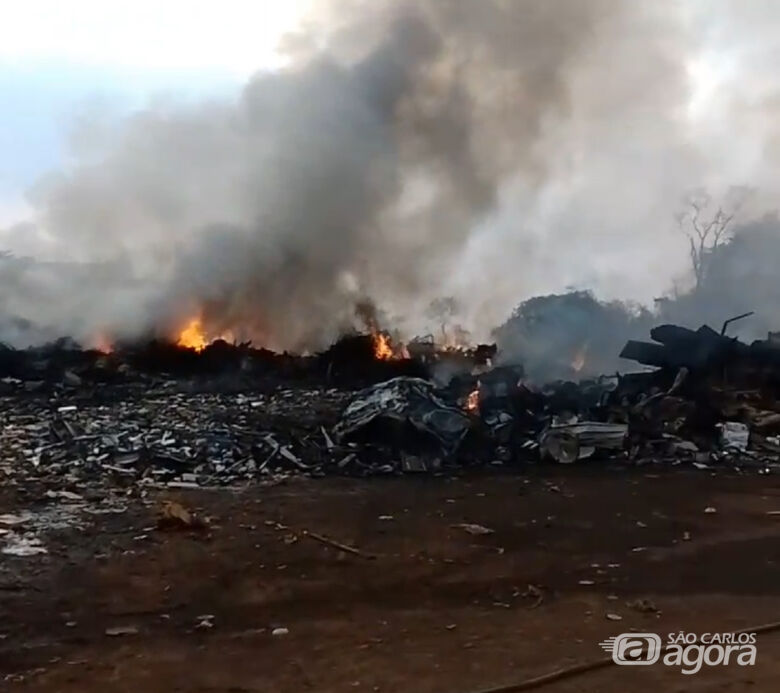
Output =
[
  {"x1": 4, "y1": 322, "x2": 780, "y2": 496},
  {"x1": 0, "y1": 386, "x2": 352, "y2": 488},
  {"x1": 329, "y1": 321, "x2": 780, "y2": 472}
]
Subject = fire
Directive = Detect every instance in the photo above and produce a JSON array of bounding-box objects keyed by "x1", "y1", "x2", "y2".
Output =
[
  {"x1": 465, "y1": 386, "x2": 480, "y2": 413},
  {"x1": 90, "y1": 333, "x2": 114, "y2": 354},
  {"x1": 373, "y1": 332, "x2": 394, "y2": 360},
  {"x1": 571, "y1": 344, "x2": 587, "y2": 373},
  {"x1": 371, "y1": 331, "x2": 410, "y2": 360},
  {"x1": 176, "y1": 315, "x2": 236, "y2": 351},
  {"x1": 177, "y1": 317, "x2": 208, "y2": 352}
]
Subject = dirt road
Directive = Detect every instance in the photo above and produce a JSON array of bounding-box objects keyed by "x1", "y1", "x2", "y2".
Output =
[{"x1": 2, "y1": 467, "x2": 780, "y2": 691}]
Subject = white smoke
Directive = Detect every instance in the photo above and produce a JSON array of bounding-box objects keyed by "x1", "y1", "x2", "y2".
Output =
[{"x1": 2, "y1": 1, "x2": 780, "y2": 349}]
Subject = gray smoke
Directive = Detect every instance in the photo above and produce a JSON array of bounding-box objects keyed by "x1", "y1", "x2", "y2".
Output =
[{"x1": 2, "y1": 1, "x2": 780, "y2": 350}]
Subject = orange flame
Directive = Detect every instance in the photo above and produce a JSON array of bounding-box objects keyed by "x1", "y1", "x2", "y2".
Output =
[
  {"x1": 465, "y1": 386, "x2": 480, "y2": 413},
  {"x1": 177, "y1": 317, "x2": 208, "y2": 352},
  {"x1": 571, "y1": 344, "x2": 587, "y2": 373},
  {"x1": 373, "y1": 332, "x2": 394, "y2": 360},
  {"x1": 90, "y1": 333, "x2": 114, "y2": 354},
  {"x1": 371, "y1": 331, "x2": 409, "y2": 360},
  {"x1": 176, "y1": 315, "x2": 236, "y2": 351}
]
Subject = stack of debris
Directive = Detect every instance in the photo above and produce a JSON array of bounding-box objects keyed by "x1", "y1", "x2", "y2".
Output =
[
  {"x1": 615, "y1": 321, "x2": 780, "y2": 467},
  {"x1": 5, "y1": 321, "x2": 780, "y2": 496},
  {"x1": 328, "y1": 321, "x2": 780, "y2": 471},
  {"x1": 0, "y1": 333, "x2": 493, "y2": 393}
]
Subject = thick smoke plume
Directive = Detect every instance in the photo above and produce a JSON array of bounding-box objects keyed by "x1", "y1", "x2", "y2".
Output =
[{"x1": 2, "y1": 1, "x2": 780, "y2": 352}]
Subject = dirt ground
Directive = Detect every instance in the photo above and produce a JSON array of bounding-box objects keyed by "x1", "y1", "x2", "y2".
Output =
[{"x1": 2, "y1": 466, "x2": 780, "y2": 692}]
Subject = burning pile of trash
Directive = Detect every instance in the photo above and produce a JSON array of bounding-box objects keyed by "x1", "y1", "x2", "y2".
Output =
[
  {"x1": 3, "y1": 319, "x2": 780, "y2": 495},
  {"x1": 325, "y1": 318, "x2": 780, "y2": 473}
]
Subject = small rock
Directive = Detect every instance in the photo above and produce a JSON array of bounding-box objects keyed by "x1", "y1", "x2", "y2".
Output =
[
  {"x1": 105, "y1": 626, "x2": 138, "y2": 637},
  {"x1": 627, "y1": 598, "x2": 660, "y2": 614},
  {"x1": 605, "y1": 613, "x2": 623, "y2": 621},
  {"x1": 453, "y1": 523, "x2": 494, "y2": 536},
  {"x1": 195, "y1": 615, "x2": 215, "y2": 629},
  {"x1": 272, "y1": 627, "x2": 289, "y2": 636}
]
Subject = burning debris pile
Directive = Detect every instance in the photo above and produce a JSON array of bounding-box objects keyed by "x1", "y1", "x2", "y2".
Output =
[
  {"x1": 4, "y1": 318, "x2": 780, "y2": 495},
  {"x1": 0, "y1": 330, "x2": 492, "y2": 487},
  {"x1": 343, "y1": 318, "x2": 780, "y2": 471}
]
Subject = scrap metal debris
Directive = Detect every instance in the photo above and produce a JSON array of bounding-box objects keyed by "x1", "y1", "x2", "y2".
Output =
[
  {"x1": 333, "y1": 377, "x2": 473, "y2": 455},
  {"x1": 453, "y1": 523, "x2": 494, "y2": 536},
  {"x1": 2, "y1": 534, "x2": 48, "y2": 557},
  {"x1": 105, "y1": 626, "x2": 139, "y2": 637},
  {"x1": 540, "y1": 422, "x2": 628, "y2": 464},
  {"x1": 1, "y1": 320, "x2": 780, "y2": 503}
]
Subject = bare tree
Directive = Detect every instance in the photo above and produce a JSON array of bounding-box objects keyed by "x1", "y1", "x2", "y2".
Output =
[
  {"x1": 426, "y1": 296, "x2": 461, "y2": 341},
  {"x1": 675, "y1": 187, "x2": 751, "y2": 289}
]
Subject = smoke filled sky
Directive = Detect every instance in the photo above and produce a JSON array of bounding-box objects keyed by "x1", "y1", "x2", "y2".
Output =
[
  {"x1": 0, "y1": 0, "x2": 305, "y2": 223},
  {"x1": 2, "y1": 1, "x2": 780, "y2": 349}
]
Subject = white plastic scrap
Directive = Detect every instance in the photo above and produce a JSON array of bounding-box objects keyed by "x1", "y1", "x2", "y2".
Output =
[
  {"x1": 105, "y1": 625, "x2": 139, "y2": 636},
  {"x1": 718, "y1": 421, "x2": 749, "y2": 451},
  {"x1": 2, "y1": 534, "x2": 48, "y2": 556},
  {"x1": 453, "y1": 522, "x2": 494, "y2": 536},
  {"x1": 0, "y1": 513, "x2": 30, "y2": 526}
]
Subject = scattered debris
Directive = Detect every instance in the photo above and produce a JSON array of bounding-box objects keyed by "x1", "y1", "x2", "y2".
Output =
[
  {"x1": 1, "y1": 319, "x2": 780, "y2": 496},
  {"x1": 453, "y1": 523, "x2": 495, "y2": 536},
  {"x1": 2, "y1": 535, "x2": 47, "y2": 557},
  {"x1": 540, "y1": 422, "x2": 627, "y2": 464},
  {"x1": 522, "y1": 584, "x2": 544, "y2": 609},
  {"x1": 105, "y1": 625, "x2": 139, "y2": 637},
  {"x1": 195, "y1": 615, "x2": 215, "y2": 630},
  {"x1": 0, "y1": 514, "x2": 29, "y2": 526},
  {"x1": 626, "y1": 598, "x2": 660, "y2": 614},
  {"x1": 302, "y1": 530, "x2": 374, "y2": 559},
  {"x1": 157, "y1": 501, "x2": 207, "y2": 531},
  {"x1": 44, "y1": 490, "x2": 83, "y2": 502},
  {"x1": 719, "y1": 422, "x2": 750, "y2": 451}
]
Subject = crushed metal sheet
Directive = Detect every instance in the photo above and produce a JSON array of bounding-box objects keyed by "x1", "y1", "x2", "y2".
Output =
[{"x1": 333, "y1": 377, "x2": 472, "y2": 454}]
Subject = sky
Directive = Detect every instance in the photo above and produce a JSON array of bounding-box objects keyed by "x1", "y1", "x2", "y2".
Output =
[
  {"x1": 4, "y1": 0, "x2": 780, "y2": 350},
  {"x1": 0, "y1": 0, "x2": 740, "y2": 230},
  {"x1": 0, "y1": 1, "x2": 757, "y2": 229},
  {"x1": 0, "y1": 0, "x2": 307, "y2": 224}
]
